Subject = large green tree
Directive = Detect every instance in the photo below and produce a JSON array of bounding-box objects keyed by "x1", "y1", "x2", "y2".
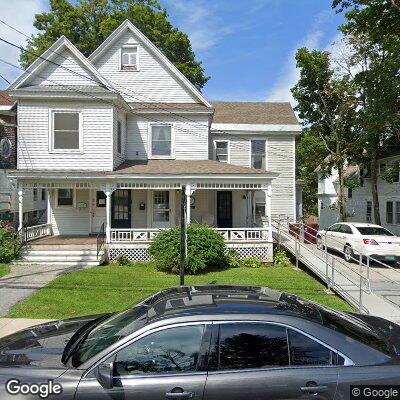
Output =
[
  {"x1": 292, "y1": 48, "x2": 357, "y2": 221},
  {"x1": 20, "y1": 0, "x2": 209, "y2": 90},
  {"x1": 333, "y1": 0, "x2": 400, "y2": 224}
]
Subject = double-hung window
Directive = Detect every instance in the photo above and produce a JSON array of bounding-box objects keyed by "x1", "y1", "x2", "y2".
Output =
[
  {"x1": 121, "y1": 45, "x2": 138, "y2": 71},
  {"x1": 214, "y1": 141, "x2": 229, "y2": 163},
  {"x1": 251, "y1": 140, "x2": 266, "y2": 169},
  {"x1": 396, "y1": 202, "x2": 400, "y2": 224},
  {"x1": 366, "y1": 201, "x2": 372, "y2": 222},
  {"x1": 387, "y1": 201, "x2": 394, "y2": 224},
  {"x1": 254, "y1": 191, "x2": 266, "y2": 217},
  {"x1": 149, "y1": 124, "x2": 173, "y2": 158},
  {"x1": 51, "y1": 111, "x2": 81, "y2": 152}
]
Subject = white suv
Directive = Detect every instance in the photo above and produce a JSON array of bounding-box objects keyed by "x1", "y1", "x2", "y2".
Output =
[{"x1": 316, "y1": 222, "x2": 400, "y2": 263}]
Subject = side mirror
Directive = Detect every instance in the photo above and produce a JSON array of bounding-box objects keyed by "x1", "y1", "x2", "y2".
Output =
[{"x1": 94, "y1": 362, "x2": 114, "y2": 389}]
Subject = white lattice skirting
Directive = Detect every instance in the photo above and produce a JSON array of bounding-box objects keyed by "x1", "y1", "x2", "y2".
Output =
[{"x1": 109, "y1": 243, "x2": 273, "y2": 263}]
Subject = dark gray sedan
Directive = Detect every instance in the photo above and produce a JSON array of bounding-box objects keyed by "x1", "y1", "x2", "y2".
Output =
[{"x1": 0, "y1": 285, "x2": 399, "y2": 399}]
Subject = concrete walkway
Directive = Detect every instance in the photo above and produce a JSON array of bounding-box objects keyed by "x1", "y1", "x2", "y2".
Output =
[
  {"x1": 0, "y1": 318, "x2": 52, "y2": 338},
  {"x1": 0, "y1": 263, "x2": 86, "y2": 317}
]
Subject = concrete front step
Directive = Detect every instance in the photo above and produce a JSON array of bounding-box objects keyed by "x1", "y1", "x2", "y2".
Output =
[
  {"x1": 21, "y1": 250, "x2": 100, "y2": 257},
  {"x1": 12, "y1": 261, "x2": 102, "y2": 267}
]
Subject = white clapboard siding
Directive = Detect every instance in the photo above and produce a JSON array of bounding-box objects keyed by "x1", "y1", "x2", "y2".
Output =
[
  {"x1": 268, "y1": 135, "x2": 296, "y2": 219},
  {"x1": 50, "y1": 189, "x2": 90, "y2": 235},
  {"x1": 93, "y1": 31, "x2": 197, "y2": 103},
  {"x1": 18, "y1": 101, "x2": 114, "y2": 170},
  {"x1": 32, "y1": 49, "x2": 100, "y2": 87},
  {"x1": 126, "y1": 114, "x2": 209, "y2": 160},
  {"x1": 210, "y1": 133, "x2": 250, "y2": 166}
]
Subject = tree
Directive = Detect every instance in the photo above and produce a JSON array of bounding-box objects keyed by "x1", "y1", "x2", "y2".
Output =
[
  {"x1": 292, "y1": 48, "x2": 357, "y2": 221},
  {"x1": 20, "y1": 0, "x2": 209, "y2": 90},
  {"x1": 333, "y1": 0, "x2": 400, "y2": 224}
]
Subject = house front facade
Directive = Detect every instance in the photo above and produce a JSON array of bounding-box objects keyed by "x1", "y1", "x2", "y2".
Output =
[
  {"x1": 317, "y1": 147, "x2": 400, "y2": 235},
  {"x1": 7, "y1": 20, "x2": 300, "y2": 264},
  {"x1": 0, "y1": 91, "x2": 46, "y2": 225}
]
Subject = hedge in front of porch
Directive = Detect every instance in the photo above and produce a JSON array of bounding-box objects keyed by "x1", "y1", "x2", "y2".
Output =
[{"x1": 8, "y1": 262, "x2": 353, "y2": 319}]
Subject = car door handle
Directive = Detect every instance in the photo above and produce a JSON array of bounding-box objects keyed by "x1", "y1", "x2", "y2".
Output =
[
  {"x1": 165, "y1": 391, "x2": 194, "y2": 399},
  {"x1": 300, "y1": 385, "x2": 328, "y2": 394}
]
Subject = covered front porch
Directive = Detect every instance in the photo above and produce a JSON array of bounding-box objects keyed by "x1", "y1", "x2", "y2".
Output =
[{"x1": 11, "y1": 160, "x2": 277, "y2": 263}]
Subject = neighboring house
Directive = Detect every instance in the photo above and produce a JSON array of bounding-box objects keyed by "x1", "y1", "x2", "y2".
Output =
[
  {"x1": 0, "y1": 91, "x2": 46, "y2": 225},
  {"x1": 7, "y1": 20, "x2": 300, "y2": 265},
  {"x1": 317, "y1": 147, "x2": 400, "y2": 235}
]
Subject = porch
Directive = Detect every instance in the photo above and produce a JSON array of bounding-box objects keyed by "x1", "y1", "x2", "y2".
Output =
[{"x1": 10, "y1": 159, "x2": 277, "y2": 263}]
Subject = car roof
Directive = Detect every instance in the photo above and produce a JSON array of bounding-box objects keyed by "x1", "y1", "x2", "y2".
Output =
[
  {"x1": 139, "y1": 285, "x2": 323, "y2": 325},
  {"x1": 332, "y1": 222, "x2": 383, "y2": 228}
]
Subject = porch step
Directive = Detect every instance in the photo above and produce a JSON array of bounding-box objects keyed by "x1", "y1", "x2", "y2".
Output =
[
  {"x1": 14, "y1": 249, "x2": 105, "y2": 268},
  {"x1": 12, "y1": 261, "x2": 102, "y2": 268}
]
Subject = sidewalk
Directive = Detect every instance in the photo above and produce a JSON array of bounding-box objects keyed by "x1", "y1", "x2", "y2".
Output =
[
  {"x1": 0, "y1": 318, "x2": 52, "y2": 338},
  {"x1": 0, "y1": 263, "x2": 85, "y2": 316}
]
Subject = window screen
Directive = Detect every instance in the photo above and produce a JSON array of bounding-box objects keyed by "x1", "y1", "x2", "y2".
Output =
[
  {"x1": 151, "y1": 125, "x2": 171, "y2": 157},
  {"x1": 251, "y1": 140, "x2": 266, "y2": 169},
  {"x1": 218, "y1": 323, "x2": 289, "y2": 371},
  {"x1": 53, "y1": 112, "x2": 80, "y2": 150}
]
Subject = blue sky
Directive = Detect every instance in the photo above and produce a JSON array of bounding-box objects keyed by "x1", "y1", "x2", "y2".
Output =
[{"x1": 0, "y1": 0, "x2": 344, "y2": 104}]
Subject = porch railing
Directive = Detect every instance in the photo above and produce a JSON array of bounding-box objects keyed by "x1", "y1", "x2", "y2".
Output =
[
  {"x1": 23, "y1": 223, "x2": 52, "y2": 242},
  {"x1": 110, "y1": 227, "x2": 270, "y2": 243}
]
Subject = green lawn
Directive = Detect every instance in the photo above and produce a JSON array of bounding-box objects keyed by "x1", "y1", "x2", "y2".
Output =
[
  {"x1": 0, "y1": 264, "x2": 10, "y2": 278},
  {"x1": 8, "y1": 263, "x2": 353, "y2": 319}
]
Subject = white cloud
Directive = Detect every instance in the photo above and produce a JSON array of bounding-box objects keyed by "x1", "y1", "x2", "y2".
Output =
[
  {"x1": 266, "y1": 12, "x2": 343, "y2": 105},
  {"x1": 163, "y1": 0, "x2": 249, "y2": 52},
  {"x1": 0, "y1": 0, "x2": 46, "y2": 89}
]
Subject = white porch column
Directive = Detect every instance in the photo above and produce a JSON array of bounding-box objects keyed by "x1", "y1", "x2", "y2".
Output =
[
  {"x1": 185, "y1": 185, "x2": 192, "y2": 224},
  {"x1": 265, "y1": 182, "x2": 273, "y2": 242},
  {"x1": 46, "y1": 189, "x2": 52, "y2": 224},
  {"x1": 18, "y1": 187, "x2": 24, "y2": 232},
  {"x1": 105, "y1": 189, "x2": 112, "y2": 243}
]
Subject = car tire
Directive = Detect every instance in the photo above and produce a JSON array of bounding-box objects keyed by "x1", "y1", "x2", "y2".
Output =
[
  {"x1": 316, "y1": 236, "x2": 324, "y2": 250},
  {"x1": 344, "y1": 244, "x2": 355, "y2": 263}
]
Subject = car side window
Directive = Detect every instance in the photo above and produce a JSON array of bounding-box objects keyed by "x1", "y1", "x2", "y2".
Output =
[
  {"x1": 288, "y1": 329, "x2": 343, "y2": 366},
  {"x1": 339, "y1": 225, "x2": 353, "y2": 234},
  {"x1": 114, "y1": 325, "x2": 204, "y2": 376},
  {"x1": 328, "y1": 224, "x2": 340, "y2": 232},
  {"x1": 218, "y1": 323, "x2": 289, "y2": 371}
]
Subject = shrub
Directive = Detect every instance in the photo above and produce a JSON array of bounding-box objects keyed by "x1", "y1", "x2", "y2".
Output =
[
  {"x1": 149, "y1": 224, "x2": 227, "y2": 274},
  {"x1": 240, "y1": 256, "x2": 264, "y2": 268},
  {"x1": 117, "y1": 255, "x2": 131, "y2": 266},
  {"x1": 0, "y1": 227, "x2": 21, "y2": 263},
  {"x1": 273, "y1": 249, "x2": 292, "y2": 267},
  {"x1": 225, "y1": 249, "x2": 242, "y2": 269}
]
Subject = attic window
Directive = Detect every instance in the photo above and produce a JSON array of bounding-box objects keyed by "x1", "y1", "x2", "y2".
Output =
[{"x1": 121, "y1": 46, "x2": 138, "y2": 71}]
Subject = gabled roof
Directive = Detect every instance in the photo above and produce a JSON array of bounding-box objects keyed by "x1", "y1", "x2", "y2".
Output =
[
  {"x1": 8, "y1": 36, "x2": 114, "y2": 91},
  {"x1": 212, "y1": 101, "x2": 299, "y2": 125},
  {"x1": 88, "y1": 19, "x2": 212, "y2": 108}
]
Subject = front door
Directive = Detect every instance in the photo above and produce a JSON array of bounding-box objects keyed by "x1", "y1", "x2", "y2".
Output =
[
  {"x1": 217, "y1": 191, "x2": 232, "y2": 228},
  {"x1": 152, "y1": 190, "x2": 174, "y2": 228},
  {"x1": 112, "y1": 190, "x2": 131, "y2": 229}
]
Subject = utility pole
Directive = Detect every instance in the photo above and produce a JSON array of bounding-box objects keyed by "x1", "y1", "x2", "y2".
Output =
[{"x1": 180, "y1": 184, "x2": 187, "y2": 285}]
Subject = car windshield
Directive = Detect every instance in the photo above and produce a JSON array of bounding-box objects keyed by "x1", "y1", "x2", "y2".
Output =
[
  {"x1": 71, "y1": 305, "x2": 148, "y2": 367},
  {"x1": 355, "y1": 227, "x2": 395, "y2": 236}
]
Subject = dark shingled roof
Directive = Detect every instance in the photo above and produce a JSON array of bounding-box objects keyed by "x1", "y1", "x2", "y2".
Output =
[
  {"x1": 115, "y1": 159, "x2": 268, "y2": 174},
  {"x1": 0, "y1": 91, "x2": 14, "y2": 105},
  {"x1": 211, "y1": 101, "x2": 298, "y2": 125}
]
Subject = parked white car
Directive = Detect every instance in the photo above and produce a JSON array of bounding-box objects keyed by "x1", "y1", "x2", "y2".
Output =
[{"x1": 316, "y1": 222, "x2": 400, "y2": 263}]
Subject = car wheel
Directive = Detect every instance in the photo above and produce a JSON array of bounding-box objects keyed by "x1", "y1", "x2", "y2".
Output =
[
  {"x1": 316, "y1": 236, "x2": 324, "y2": 250},
  {"x1": 344, "y1": 245, "x2": 354, "y2": 263}
]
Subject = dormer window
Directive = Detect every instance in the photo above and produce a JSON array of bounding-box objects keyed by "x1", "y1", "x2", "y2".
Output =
[{"x1": 121, "y1": 45, "x2": 138, "y2": 71}]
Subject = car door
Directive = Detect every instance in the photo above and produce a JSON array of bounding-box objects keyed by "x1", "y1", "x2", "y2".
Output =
[
  {"x1": 75, "y1": 323, "x2": 209, "y2": 400},
  {"x1": 203, "y1": 322, "x2": 339, "y2": 400},
  {"x1": 325, "y1": 224, "x2": 341, "y2": 251}
]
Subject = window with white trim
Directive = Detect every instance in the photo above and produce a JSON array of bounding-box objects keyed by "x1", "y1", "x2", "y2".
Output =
[
  {"x1": 387, "y1": 201, "x2": 394, "y2": 224},
  {"x1": 121, "y1": 46, "x2": 138, "y2": 71},
  {"x1": 33, "y1": 189, "x2": 37, "y2": 202},
  {"x1": 214, "y1": 141, "x2": 229, "y2": 163},
  {"x1": 366, "y1": 201, "x2": 372, "y2": 222},
  {"x1": 251, "y1": 140, "x2": 266, "y2": 169},
  {"x1": 254, "y1": 191, "x2": 266, "y2": 217},
  {"x1": 396, "y1": 202, "x2": 400, "y2": 224},
  {"x1": 150, "y1": 124, "x2": 172, "y2": 158},
  {"x1": 57, "y1": 189, "x2": 74, "y2": 207},
  {"x1": 51, "y1": 111, "x2": 80, "y2": 151}
]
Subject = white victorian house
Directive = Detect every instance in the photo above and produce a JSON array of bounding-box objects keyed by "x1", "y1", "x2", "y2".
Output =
[{"x1": 7, "y1": 20, "x2": 300, "y2": 266}]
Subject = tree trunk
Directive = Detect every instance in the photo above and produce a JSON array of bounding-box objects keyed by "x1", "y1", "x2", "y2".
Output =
[
  {"x1": 337, "y1": 164, "x2": 347, "y2": 222},
  {"x1": 370, "y1": 149, "x2": 381, "y2": 225}
]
